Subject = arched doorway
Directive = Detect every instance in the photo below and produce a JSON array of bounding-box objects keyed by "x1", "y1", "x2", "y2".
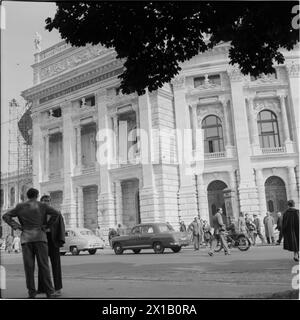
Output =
[
  {"x1": 265, "y1": 176, "x2": 287, "y2": 222},
  {"x1": 207, "y1": 180, "x2": 228, "y2": 225}
]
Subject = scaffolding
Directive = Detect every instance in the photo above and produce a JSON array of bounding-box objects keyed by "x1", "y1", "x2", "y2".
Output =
[{"x1": 7, "y1": 99, "x2": 33, "y2": 202}]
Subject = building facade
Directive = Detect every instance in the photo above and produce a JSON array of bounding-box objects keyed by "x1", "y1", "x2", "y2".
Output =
[{"x1": 21, "y1": 41, "x2": 299, "y2": 236}]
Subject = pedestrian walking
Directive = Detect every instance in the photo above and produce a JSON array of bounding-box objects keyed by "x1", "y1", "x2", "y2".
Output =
[
  {"x1": 179, "y1": 221, "x2": 187, "y2": 232},
  {"x1": 276, "y1": 212, "x2": 283, "y2": 245},
  {"x1": 208, "y1": 208, "x2": 230, "y2": 256},
  {"x1": 12, "y1": 235, "x2": 21, "y2": 253},
  {"x1": 37, "y1": 195, "x2": 65, "y2": 296},
  {"x1": 189, "y1": 217, "x2": 202, "y2": 250},
  {"x1": 245, "y1": 215, "x2": 256, "y2": 245},
  {"x1": 108, "y1": 227, "x2": 118, "y2": 247},
  {"x1": 253, "y1": 214, "x2": 266, "y2": 245},
  {"x1": 282, "y1": 200, "x2": 299, "y2": 262},
  {"x1": 2, "y1": 188, "x2": 60, "y2": 299},
  {"x1": 263, "y1": 212, "x2": 275, "y2": 244},
  {"x1": 237, "y1": 212, "x2": 247, "y2": 235},
  {"x1": 202, "y1": 220, "x2": 212, "y2": 247},
  {"x1": 5, "y1": 234, "x2": 13, "y2": 253}
]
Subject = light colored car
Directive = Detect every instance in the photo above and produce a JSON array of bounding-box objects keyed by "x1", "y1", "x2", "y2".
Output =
[{"x1": 60, "y1": 227, "x2": 104, "y2": 256}]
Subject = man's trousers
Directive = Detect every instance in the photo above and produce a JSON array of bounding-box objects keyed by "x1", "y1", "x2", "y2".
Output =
[{"x1": 21, "y1": 241, "x2": 54, "y2": 296}]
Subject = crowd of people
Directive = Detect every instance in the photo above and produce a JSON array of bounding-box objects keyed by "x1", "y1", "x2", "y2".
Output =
[
  {"x1": 178, "y1": 200, "x2": 299, "y2": 261},
  {"x1": 1, "y1": 187, "x2": 299, "y2": 299}
]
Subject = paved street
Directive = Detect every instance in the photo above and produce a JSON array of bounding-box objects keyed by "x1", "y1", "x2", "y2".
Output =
[{"x1": 1, "y1": 245, "x2": 299, "y2": 299}]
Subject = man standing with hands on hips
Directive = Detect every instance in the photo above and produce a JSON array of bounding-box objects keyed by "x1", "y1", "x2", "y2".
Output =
[{"x1": 2, "y1": 188, "x2": 60, "y2": 298}]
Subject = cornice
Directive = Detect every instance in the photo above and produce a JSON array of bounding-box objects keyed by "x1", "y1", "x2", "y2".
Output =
[{"x1": 22, "y1": 59, "x2": 124, "y2": 104}]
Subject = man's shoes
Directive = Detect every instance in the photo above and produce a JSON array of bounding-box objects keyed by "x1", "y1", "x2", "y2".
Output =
[
  {"x1": 46, "y1": 292, "x2": 60, "y2": 299},
  {"x1": 294, "y1": 257, "x2": 299, "y2": 262},
  {"x1": 208, "y1": 251, "x2": 213, "y2": 256},
  {"x1": 224, "y1": 251, "x2": 231, "y2": 255},
  {"x1": 54, "y1": 290, "x2": 62, "y2": 296},
  {"x1": 36, "y1": 290, "x2": 45, "y2": 295}
]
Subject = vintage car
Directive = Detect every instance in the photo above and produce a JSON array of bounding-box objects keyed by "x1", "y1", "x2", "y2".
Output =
[
  {"x1": 60, "y1": 227, "x2": 105, "y2": 255},
  {"x1": 111, "y1": 222, "x2": 190, "y2": 255}
]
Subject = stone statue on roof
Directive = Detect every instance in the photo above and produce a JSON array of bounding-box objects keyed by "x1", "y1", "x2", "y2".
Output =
[{"x1": 34, "y1": 32, "x2": 42, "y2": 52}]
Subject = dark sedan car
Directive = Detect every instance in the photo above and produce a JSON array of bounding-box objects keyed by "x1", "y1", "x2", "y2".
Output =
[{"x1": 111, "y1": 222, "x2": 190, "y2": 254}]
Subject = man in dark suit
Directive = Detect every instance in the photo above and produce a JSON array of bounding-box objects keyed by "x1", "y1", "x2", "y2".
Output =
[
  {"x1": 37, "y1": 195, "x2": 65, "y2": 296},
  {"x1": 2, "y1": 188, "x2": 60, "y2": 298}
]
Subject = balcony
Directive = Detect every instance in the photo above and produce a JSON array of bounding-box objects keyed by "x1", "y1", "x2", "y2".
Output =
[
  {"x1": 261, "y1": 147, "x2": 286, "y2": 154},
  {"x1": 204, "y1": 151, "x2": 226, "y2": 159}
]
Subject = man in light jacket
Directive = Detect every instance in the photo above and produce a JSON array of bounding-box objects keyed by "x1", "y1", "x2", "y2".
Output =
[{"x1": 208, "y1": 208, "x2": 230, "y2": 256}]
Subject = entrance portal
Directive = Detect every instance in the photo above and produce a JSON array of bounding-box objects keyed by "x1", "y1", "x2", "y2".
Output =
[
  {"x1": 121, "y1": 179, "x2": 140, "y2": 229},
  {"x1": 83, "y1": 185, "x2": 98, "y2": 231},
  {"x1": 207, "y1": 180, "x2": 228, "y2": 225},
  {"x1": 265, "y1": 176, "x2": 287, "y2": 222}
]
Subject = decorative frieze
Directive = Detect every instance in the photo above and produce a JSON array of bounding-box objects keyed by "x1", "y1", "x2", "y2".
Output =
[
  {"x1": 40, "y1": 44, "x2": 111, "y2": 80},
  {"x1": 171, "y1": 76, "x2": 185, "y2": 90}
]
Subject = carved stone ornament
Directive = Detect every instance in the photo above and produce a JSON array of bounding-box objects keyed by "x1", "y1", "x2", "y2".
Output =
[
  {"x1": 286, "y1": 61, "x2": 300, "y2": 77},
  {"x1": 227, "y1": 65, "x2": 244, "y2": 82},
  {"x1": 171, "y1": 76, "x2": 185, "y2": 90},
  {"x1": 253, "y1": 99, "x2": 281, "y2": 115},
  {"x1": 197, "y1": 104, "x2": 224, "y2": 125},
  {"x1": 40, "y1": 44, "x2": 109, "y2": 80}
]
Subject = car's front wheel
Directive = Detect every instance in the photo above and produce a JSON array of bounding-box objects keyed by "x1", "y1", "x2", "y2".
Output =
[
  {"x1": 153, "y1": 242, "x2": 165, "y2": 254},
  {"x1": 70, "y1": 246, "x2": 80, "y2": 256},
  {"x1": 88, "y1": 249, "x2": 97, "y2": 255},
  {"x1": 171, "y1": 246, "x2": 181, "y2": 253},
  {"x1": 114, "y1": 243, "x2": 124, "y2": 255}
]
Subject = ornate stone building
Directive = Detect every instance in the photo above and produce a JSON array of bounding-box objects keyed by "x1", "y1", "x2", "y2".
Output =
[{"x1": 21, "y1": 41, "x2": 299, "y2": 236}]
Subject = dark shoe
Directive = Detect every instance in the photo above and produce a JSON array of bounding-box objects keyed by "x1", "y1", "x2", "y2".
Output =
[
  {"x1": 225, "y1": 251, "x2": 231, "y2": 255},
  {"x1": 54, "y1": 290, "x2": 62, "y2": 296},
  {"x1": 46, "y1": 292, "x2": 60, "y2": 299},
  {"x1": 294, "y1": 257, "x2": 299, "y2": 262},
  {"x1": 36, "y1": 290, "x2": 45, "y2": 295},
  {"x1": 208, "y1": 251, "x2": 213, "y2": 256}
]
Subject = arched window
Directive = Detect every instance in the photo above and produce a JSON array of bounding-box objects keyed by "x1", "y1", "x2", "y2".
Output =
[
  {"x1": 257, "y1": 110, "x2": 280, "y2": 148},
  {"x1": 268, "y1": 200, "x2": 274, "y2": 212},
  {"x1": 202, "y1": 115, "x2": 224, "y2": 153}
]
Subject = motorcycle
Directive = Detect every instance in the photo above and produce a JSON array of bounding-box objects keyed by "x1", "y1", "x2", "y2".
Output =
[{"x1": 214, "y1": 231, "x2": 251, "y2": 252}]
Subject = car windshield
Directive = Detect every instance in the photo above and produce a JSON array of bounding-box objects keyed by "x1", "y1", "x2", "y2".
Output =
[
  {"x1": 80, "y1": 230, "x2": 94, "y2": 236},
  {"x1": 157, "y1": 224, "x2": 174, "y2": 233}
]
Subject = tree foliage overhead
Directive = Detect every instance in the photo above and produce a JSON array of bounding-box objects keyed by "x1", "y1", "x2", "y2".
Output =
[{"x1": 46, "y1": 1, "x2": 299, "y2": 95}]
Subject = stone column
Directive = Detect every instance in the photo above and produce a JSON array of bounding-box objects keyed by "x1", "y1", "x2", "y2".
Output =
[
  {"x1": 31, "y1": 109, "x2": 43, "y2": 188},
  {"x1": 96, "y1": 88, "x2": 115, "y2": 236},
  {"x1": 114, "y1": 180, "x2": 123, "y2": 226},
  {"x1": 112, "y1": 115, "x2": 118, "y2": 164},
  {"x1": 220, "y1": 96, "x2": 234, "y2": 157},
  {"x1": 43, "y1": 132, "x2": 49, "y2": 181},
  {"x1": 75, "y1": 125, "x2": 82, "y2": 168},
  {"x1": 246, "y1": 96, "x2": 261, "y2": 155},
  {"x1": 286, "y1": 61, "x2": 299, "y2": 152},
  {"x1": 138, "y1": 90, "x2": 159, "y2": 222},
  {"x1": 172, "y1": 76, "x2": 198, "y2": 224},
  {"x1": 288, "y1": 166, "x2": 299, "y2": 203},
  {"x1": 278, "y1": 92, "x2": 293, "y2": 153},
  {"x1": 228, "y1": 170, "x2": 239, "y2": 220},
  {"x1": 196, "y1": 174, "x2": 209, "y2": 221},
  {"x1": 61, "y1": 102, "x2": 77, "y2": 227},
  {"x1": 255, "y1": 168, "x2": 267, "y2": 217},
  {"x1": 191, "y1": 104, "x2": 198, "y2": 151},
  {"x1": 227, "y1": 66, "x2": 260, "y2": 216},
  {"x1": 76, "y1": 186, "x2": 84, "y2": 228}
]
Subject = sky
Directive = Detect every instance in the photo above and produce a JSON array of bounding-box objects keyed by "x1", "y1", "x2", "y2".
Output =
[{"x1": 1, "y1": 1, "x2": 62, "y2": 173}]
